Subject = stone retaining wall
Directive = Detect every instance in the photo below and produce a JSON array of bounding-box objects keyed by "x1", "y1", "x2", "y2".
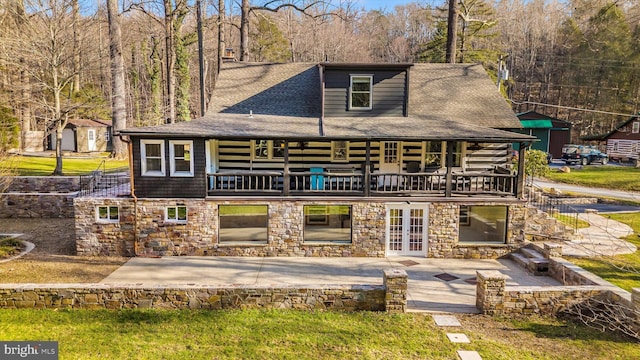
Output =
[
  {"x1": 7, "y1": 176, "x2": 81, "y2": 193},
  {"x1": 0, "y1": 269, "x2": 407, "y2": 313},
  {"x1": 0, "y1": 193, "x2": 76, "y2": 218}
]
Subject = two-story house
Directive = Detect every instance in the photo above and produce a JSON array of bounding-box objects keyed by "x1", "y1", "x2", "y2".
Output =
[{"x1": 74, "y1": 62, "x2": 535, "y2": 259}]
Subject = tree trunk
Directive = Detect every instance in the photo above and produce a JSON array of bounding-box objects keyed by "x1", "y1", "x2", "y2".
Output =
[
  {"x1": 240, "y1": 0, "x2": 250, "y2": 61},
  {"x1": 72, "y1": 0, "x2": 80, "y2": 94},
  {"x1": 217, "y1": 0, "x2": 225, "y2": 74},
  {"x1": 54, "y1": 126, "x2": 64, "y2": 175},
  {"x1": 445, "y1": 0, "x2": 458, "y2": 63},
  {"x1": 107, "y1": 0, "x2": 128, "y2": 159},
  {"x1": 164, "y1": 0, "x2": 176, "y2": 123}
]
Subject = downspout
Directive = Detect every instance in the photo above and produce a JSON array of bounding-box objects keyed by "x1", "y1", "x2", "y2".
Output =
[
  {"x1": 319, "y1": 64, "x2": 325, "y2": 136},
  {"x1": 120, "y1": 134, "x2": 140, "y2": 256}
]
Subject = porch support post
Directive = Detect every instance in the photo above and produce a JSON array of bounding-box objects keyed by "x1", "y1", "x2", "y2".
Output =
[
  {"x1": 283, "y1": 141, "x2": 290, "y2": 196},
  {"x1": 445, "y1": 141, "x2": 454, "y2": 197},
  {"x1": 516, "y1": 142, "x2": 527, "y2": 198},
  {"x1": 364, "y1": 139, "x2": 371, "y2": 197}
]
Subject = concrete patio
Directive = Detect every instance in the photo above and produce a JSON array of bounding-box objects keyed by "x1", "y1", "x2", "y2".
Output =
[{"x1": 101, "y1": 256, "x2": 562, "y2": 313}]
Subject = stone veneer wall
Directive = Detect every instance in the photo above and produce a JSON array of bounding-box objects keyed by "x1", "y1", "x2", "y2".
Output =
[
  {"x1": 1, "y1": 193, "x2": 76, "y2": 218},
  {"x1": 1, "y1": 176, "x2": 80, "y2": 218},
  {"x1": 7, "y1": 176, "x2": 81, "y2": 193},
  {"x1": 427, "y1": 202, "x2": 526, "y2": 259},
  {"x1": 75, "y1": 198, "x2": 526, "y2": 258},
  {"x1": 0, "y1": 270, "x2": 408, "y2": 313},
  {"x1": 75, "y1": 198, "x2": 387, "y2": 257}
]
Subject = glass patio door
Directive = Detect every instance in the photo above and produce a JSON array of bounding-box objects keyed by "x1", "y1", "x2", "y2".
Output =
[{"x1": 386, "y1": 204, "x2": 428, "y2": 256}]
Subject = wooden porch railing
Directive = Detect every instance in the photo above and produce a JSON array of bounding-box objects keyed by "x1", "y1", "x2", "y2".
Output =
[{"x1": 207, "y1": 170, "x2": 517, "y2": 197}]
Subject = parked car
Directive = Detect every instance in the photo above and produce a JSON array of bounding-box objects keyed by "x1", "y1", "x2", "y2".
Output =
[{"x1": 561, "y1": 144, "x2": 609, "y2": 165}]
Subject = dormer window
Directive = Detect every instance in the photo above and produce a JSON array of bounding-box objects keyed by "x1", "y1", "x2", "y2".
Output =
[{"x1": 349, "y1": 75, "x2": 373, "y2": 110}]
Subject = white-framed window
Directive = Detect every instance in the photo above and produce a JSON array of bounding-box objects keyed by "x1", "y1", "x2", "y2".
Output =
[
  {"x1": 349, "y1": 75, "x2": 373, "y2": 110},
  {"x1": 166, "y1": 205, "x2": 188, "y2": 223},
  {"x1": 252, "y1": 140, "x2": 285, "y2": 160},
  {"x1": 331, "y1": 141, "x2": 349, "y2": 162},
  {"x1": 141, "y1": 139, "x2": 165, "y2": 176},
  {"x1": 632, "y1": 122, "x2": 639, "y2": 134},
  {"x1": 104, "y1": 130, "x2": 110, "y2": 142},
  {"x1": 96, "y1": 205, "x2": 119, "y2": 223},
  {"x1": 169, "y1": 140, "x2": 194, "y2": 177}
]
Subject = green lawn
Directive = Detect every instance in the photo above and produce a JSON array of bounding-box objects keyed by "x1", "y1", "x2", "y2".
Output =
[
  {"x1": 544, "y1": 166, "x2": 640, "y2": 192},
  {"x1": 1, "y1": 155, "x2": 129, "y2": 176},
  {"x1": 571, "y1": 212, "x2": 640, "y2": 291},
  {"x1": 0, "y1": 309, "x2": 636, "y2": 359}
]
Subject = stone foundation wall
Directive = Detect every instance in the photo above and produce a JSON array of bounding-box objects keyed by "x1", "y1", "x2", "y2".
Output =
[
  {"x1": 75, "y1": 198, "x2": 387, "y2": 257},
  {"x1": 0, "y1": 271, "x2": 408, "y2": 312},
  {"x1": 1, "y1": 193, "x2": 75, "y2": 218},
  {"x1": 75, "y1": 198, "x2": 527, "y2": 258},
  {"x1": 7, "y1": 176, "x2": 80, "y2": 193},
  {"x1": 428, "y1": 202, "x2": 526, "y2": 259}
]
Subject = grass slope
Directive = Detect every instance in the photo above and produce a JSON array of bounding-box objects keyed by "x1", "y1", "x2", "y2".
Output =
[
  {"x1": 2, "y1": 155, "x2": 128, "y2": 176},
  {"x1": 545, "y1": 166, "x2": 640, "y2": 192},
  {"x1": 0, "y1": 310, "x2": 636, "y2": 360}
]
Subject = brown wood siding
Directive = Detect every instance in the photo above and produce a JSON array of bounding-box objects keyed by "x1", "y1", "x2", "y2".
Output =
[
  {"x1": 608, "y1": 121, "x2": 640, "y2": 140},
  {"x1": 324, "y1": 69, "x2": 407, "y2": 117},
  {"x1": 549, "y1": 129, "x2": 570, "y2": 158},
  {"x1": 132, "y1": 137, "x2": 207, "y2": 198}
]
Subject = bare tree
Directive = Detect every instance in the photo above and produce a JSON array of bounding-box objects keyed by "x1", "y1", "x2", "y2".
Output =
[{"x1": 2, "y1": 0, "x2": 90, "y2": 174}]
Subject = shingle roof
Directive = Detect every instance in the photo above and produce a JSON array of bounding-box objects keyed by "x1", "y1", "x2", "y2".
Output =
[
  {"x1": 409, "y1": 63, "x2": 519, "y2": 129},
  {"x1": 123, "y1": 61, "x2": 531, "y2": 142},
  {"x1": 207, "y1": 62, "x2": 321, "y2": 117},
  {"x1": 123, "y1": 113, "x2": 532, "y2": 142}
]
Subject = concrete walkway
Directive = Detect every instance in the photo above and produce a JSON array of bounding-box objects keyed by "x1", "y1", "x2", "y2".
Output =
[
  {"x1": 561, "y1": 213, "x2": 637, "y2": 257},
  {"x1": 101, "y1": 256, "x2": 561, "y2": 313}
]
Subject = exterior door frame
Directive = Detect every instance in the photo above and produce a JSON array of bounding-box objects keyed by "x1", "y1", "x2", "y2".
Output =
[
  {"x1": 385, "y1": 203, "x2": 429, "y2": 256},
  {"x1": 87, "y1": 129, "x2": 96, "y2": 151}
]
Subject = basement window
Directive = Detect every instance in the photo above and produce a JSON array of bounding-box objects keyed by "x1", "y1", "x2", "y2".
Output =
[
  {"x1": 458, "y1": 205, "x2": 507, "y2": 243},
  {"x1": 219, "y1": 205, "x2": 268, "y2": 244},
  {"x1": 166, "y1": 205, "x2": 187, "y2": 223},
  {"x1": 96, "y1": 206, "x2": 119, "y2": 223},
  {"x1": 303, "y1": 205, "x2": 352, "y2": 244}
]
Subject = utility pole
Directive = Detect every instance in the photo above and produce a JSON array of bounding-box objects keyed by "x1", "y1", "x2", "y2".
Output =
[{"x1": 496, "y1": 55, "x2": 509, "y2": 92}]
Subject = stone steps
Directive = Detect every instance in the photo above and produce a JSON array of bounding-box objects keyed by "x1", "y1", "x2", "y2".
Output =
[{"x1": 510, "y1": 247, "x2": 549, "y2": 276}]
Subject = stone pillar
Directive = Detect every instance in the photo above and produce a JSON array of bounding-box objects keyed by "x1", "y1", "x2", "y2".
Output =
[
  {"x1": 543, "y1": 243, "x2": 563, "y2": 258},
  {"x1": 476, "y1": 270, "x2": 506, "y2": 315},
  {"x1": 384, "y1": 269, "x2": 408, "y2": 314}
]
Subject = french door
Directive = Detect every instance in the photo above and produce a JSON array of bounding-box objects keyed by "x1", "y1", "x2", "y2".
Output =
[{"x1": 386, "y1": 204, "x2": 429, "y2": 256}]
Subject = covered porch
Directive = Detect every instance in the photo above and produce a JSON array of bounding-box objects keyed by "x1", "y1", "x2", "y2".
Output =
[{"x1": 206, "y1": 138, "x2": 526, "y2": 198}]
